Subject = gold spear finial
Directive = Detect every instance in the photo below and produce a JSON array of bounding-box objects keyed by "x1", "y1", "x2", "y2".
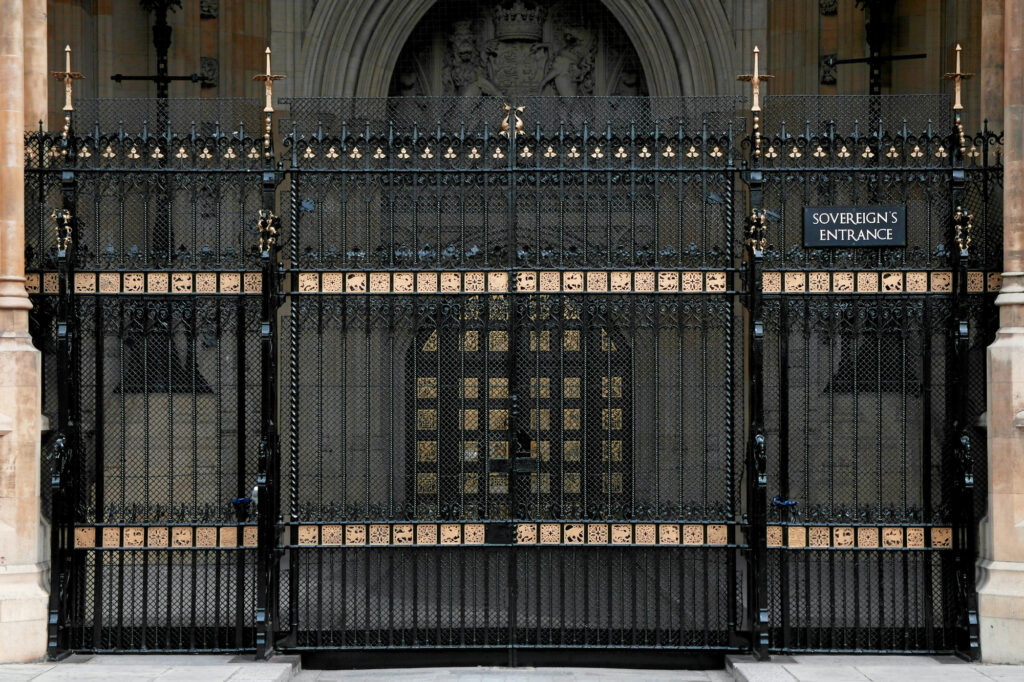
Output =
[
  {"x1": 943, "y1": 43, "x2": 972, "y2": 111},
  {"x1": 738, "y1": 46, "x2": 773, "y2": 113},
  {"x1": 252, "y1": 46, "x2": 285, "y2": 113},
  {"x1": 52, "y1": 45, "x2": 84, "y2": 112},
  {"x1": 739, "y1": 46, "x2": 774, "y2": 158}
]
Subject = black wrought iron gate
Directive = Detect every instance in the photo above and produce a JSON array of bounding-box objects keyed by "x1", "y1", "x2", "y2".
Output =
[{"x1": 27, "y1": 94, "x2": 1000, "y2": 662}]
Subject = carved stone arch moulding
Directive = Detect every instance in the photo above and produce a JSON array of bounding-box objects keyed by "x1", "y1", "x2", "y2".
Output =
[{"x1": 299, "y1": 0, "x2": 739, "y2": 98}]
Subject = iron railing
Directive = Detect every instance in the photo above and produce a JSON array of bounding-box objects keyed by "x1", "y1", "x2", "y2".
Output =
[{"x1": 24, "y1": 94, "x2": 1001, "y2": 662}]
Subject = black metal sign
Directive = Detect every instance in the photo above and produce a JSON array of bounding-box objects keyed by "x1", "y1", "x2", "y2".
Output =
[{"x1": 803, "y1": 205, "x2": 907, "y2": 246}]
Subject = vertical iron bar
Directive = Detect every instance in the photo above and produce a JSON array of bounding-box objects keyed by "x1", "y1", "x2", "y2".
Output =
[
  {"x1": 48, "y1": 110, "x2": 78, "y2": 661},
  {"x1": 950, "y1": 109, "x2": 980, "y2": 660},
  {"x1": 743, "y1": 161, "x2": 769, "y2": 659},
  {"x1": 255, "y1": 110, "x2": 282, "y2": 658}
]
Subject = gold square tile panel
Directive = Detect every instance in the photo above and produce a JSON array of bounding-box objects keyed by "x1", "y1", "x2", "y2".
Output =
[
  {"x1": 563, "y1": 271, "x2": 584, "y2": 292},
  {"x1": 196, "y1": 527, "x2": 217, "y2": 547},
  {"x1": 346, "y1": 272, "x2": 367, "y2": 293},
  {"x1": 635, "y1": 523, "x2": 656, "y2": 545},
  {"x1": 74, "y1": 526, "x2": 96, "y2": 548},
  {"x1": 787, "y1": 526, "x2": 806, "y2": 548},
  {"x1": 882, "y1": 527, "x2": 903, "y2": 547},
  {"x1": 345, "y1": 525, "x2": 367, "y2": 546},
  {"x1": 416, "y1": 524, "x2": 438, "y2": 545},
  {"x1": 220, "y1": 272, "x2": 241, "y2": 293},
  {"x1": 440, "y1": 523, "x2": 462, "y2": 545},
  {"x1": 930, "y1": 271, "x2": 952, "y2": 292},
  {"x1": 706, "y1": 272, "x2": 727, "y2": 292},
  {"x1": 808, "y1": 272, "x2": 829, "y2": 292},
  {"x1": 99, "y1": 272, "x2": 120, "y2": 293},
  {"x1": 322, "y1": 525, "x2": 343, "y2": 546},
  {"x1": 298, "y1": 525, "x2": 319, "y2": 546},
  {"x1": 658, "y1": 271, "x2": 679, "y2": 292},
  {"x1": 611, "y1": 523, "x2": 632, "y2": 544},
  {"x1": 659, "y1": 524, "x2": 680, "y2": 545},
  {"x1": 416, "y1": 272, "x2": 438, "y2": 293},
  {"x1": 856, "y1": 271, "x2": 878, "y2": 292},
  {"x1": 563, "y1": 523, "x2": 585, "y2": 544},
  {"x1": 833, "y1": 526, "x2": 854, "y2": 548},
  {"x1": 539, "y1": 523, "x2": 561, "y2": 544},
  {"x1": 931, "y1": 527, "x2": 952, "y2": 548},
  {"x1": 218, "y1": 527, "x2": 237, "y2": 547},
  {"x1": 122, "y1": 527, "x2": 144, "y2": 548},
  {"x1": 195, "y1": 272, "x2": 217, "y2": 293},
  {"x1": 808, "y1": 527, "x2": 829, "y2": 547},
  {"x1": 857, "y1": 527, "x2": 879, "y2": 548},
  {"x1": 393, "y1": 524, "x2": 414, "y2": 545},
  {"x1": 707, "y1": 524, "x2": 727, "y2": 546},
  {"x1": 171, "y1": 272, "x2": 193, "y2": 293},
  {"x1": 587, "y1": 523, "x2": 608, "y2": 544},
  {"x1": 634, "y1": 271, "x2": 655, "y2": 292},
  {"x1": 833, "y1": 272, "x2": 854, "y2": 293},
  {"x1": 43, "y1": 272, "x2": 59, "y2": 294},
  {"x1": 516, "y1": 523, "x2": 538, "y2": 544},
  {"x1": 881, "y1": 272, "x2": 902, "y2": 292},
  {"x1": 539, "y1": 271, "x2": 560, "y2": 292},
  {"x1": 366, "y1": 270, "x2": 385, "y2": 292},
  {"x1": 75, "y1": 272, "x2": 96, "y2": 293},
  {"x1": 148, "y1": 526, "x2": 169, "y2": 548}
]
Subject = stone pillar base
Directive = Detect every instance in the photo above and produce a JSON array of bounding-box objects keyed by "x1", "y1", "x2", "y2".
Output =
[
  {"x1": 978, "y1": 558, "x2": 1024, "y2": 663},
  {"x1": 0, "y1": 329, "x2": 46, "y2": 662},
  {"x1": 0, "y1": 561, "x2": 48, "y2": 662},
  {"x1": 980, "y1": 287, "x2": 1024, "y2": 663}
]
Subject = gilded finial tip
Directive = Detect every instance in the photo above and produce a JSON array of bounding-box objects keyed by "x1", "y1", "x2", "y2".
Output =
[
  {"x1": 266, "y1": 47, "x2": 272, "y2": 54},
  {"x1": 65, "y1": 44, "x2": 71, "y2": 52},
  {"x1": 753, "y1": 46, "x2": 759, "y2": 53}
]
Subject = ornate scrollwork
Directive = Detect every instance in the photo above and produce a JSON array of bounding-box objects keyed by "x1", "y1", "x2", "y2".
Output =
[
  {"x1": 954, "y1": 205, "x2": 973, "y2": 254},
  {"x1": 257, "y1": 209, "x2": 280, "y2": 253},
  {"x1": 745, "y1": 208, "x2": 767, "y2": 252},
  {"x1": 52, "y1": 209, "x2": 73, "y2": 253}
]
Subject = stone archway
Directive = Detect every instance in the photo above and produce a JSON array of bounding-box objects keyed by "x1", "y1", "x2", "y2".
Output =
[{"x1": 295, "y1": 0, "x2": 742, "y2": 98}]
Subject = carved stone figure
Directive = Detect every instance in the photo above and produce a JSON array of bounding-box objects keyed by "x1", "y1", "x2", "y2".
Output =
[
  {"x1": 540, "y1": 25, "x2": 595, "y2": 96},
  {"x1": 443, "y1": 20, "x2": 502, "y2": 96},
  {"x1": 390, "y1": 0, "x2": 647, "y2": 97}
]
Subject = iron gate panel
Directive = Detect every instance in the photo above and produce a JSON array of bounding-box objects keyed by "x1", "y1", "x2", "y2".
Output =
[
  {"x1": 26, "y1": 94, "x2": 1000, "y2": 660},
  {"x1": 277, "y1": 96, "x2": 745, "y2": 650},
  {"x1": 756, "y1": 95, "x2": 1001, "y2": 654}
]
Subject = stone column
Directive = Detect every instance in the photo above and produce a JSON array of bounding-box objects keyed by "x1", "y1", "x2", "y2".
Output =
[
  {"x1": 978, "y1": 0, "x2": 1024, "y2": 664},
  {"x1": 22, "y1": 0, "x2": 46, "y2": 130},
  {"x1": 0, "y1": 0, "x2": 47, "y2": 664}
]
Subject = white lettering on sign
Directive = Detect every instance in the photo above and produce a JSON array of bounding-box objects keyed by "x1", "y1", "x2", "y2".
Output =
[
  {"x1": 803, "y1": 206, "x2": 906, "y2": 247},
  {"x1": 810, "y1": 210, "x2": 900, "y2": 226},
  {"x1": 818, "y1": 228, "x2": 894, "y2": 242}
]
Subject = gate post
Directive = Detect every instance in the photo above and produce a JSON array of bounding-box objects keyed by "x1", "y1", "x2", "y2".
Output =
[
  {"x1": 743, "y1": 177, "x2": 770, "y2": 660},
  {"x1": 254, "y1": 50, "x2": 284, "y2": 658},
  {"x1": 947, "y1": 51, "x2": 981, "y2": 658},
  {"x1": 739, "y1": 46, "x2": 771, "y2": 660},
  {"x1": 46, "y1": 84, "x2": 80, "y2": 661}
]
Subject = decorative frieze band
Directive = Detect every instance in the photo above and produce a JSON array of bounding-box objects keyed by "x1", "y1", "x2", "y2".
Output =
[
  {"x1": 767, "y1": 525, "x2": 953, "y2": 549},
  {"x1": 73, "y1": 525, "x2": 258, "y2": 549},
  {"x1": 71, "y1": 522, "x2": 954, "y2": 549},
  {"x1": 26, "y1": 271, "x2": 262, "y2": 295},
  {"x1": 762, "y1": 270, "x2": 1000, "y2": 294},
  {"x1": 27, "y1": 270, "x2": 1002, "y2": 295}
]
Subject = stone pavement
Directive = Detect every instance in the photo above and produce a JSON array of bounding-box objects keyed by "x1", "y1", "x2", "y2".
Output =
[
  {"x1": 1, "y1": 655, "x2": 1024, "y2": 681},
  {"x1": 726, "y1": 655, "x2": 1024, "y2": 681}
]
